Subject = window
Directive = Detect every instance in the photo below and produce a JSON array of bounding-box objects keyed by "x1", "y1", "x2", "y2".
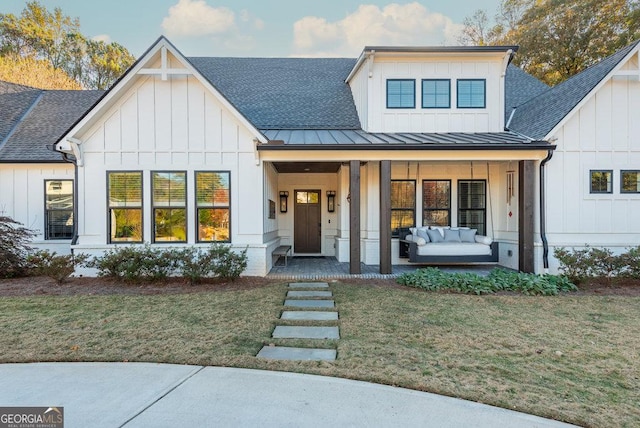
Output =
[
  {"x1": 621, "y1": 170, "x2": 640, "y2": 193},
  {"x1": 590, "y1": 170, "x2": 612, "y2": 194},
  {"x1": 152, "y1": 172, "x2": 187, "y2": 242},
  {"x1": 457, "y1": 79, "x2": 486, "y2": 108},
  {"x1": 196, "y1": 171, "x2": 230, "y2": 242},
  {"x1": 422, "y1": 79, "x2": 450, "y2": 108},
  {"x1": 458, "y1": 180, "x2": 486, "y2": 235},
  {"x1": 44, "y1": 180, "x2": 73, "y2": 239},
  {"x1": 391, "y1": 180, "x2": 416, "y2": 236},
  {"x1": 387, "y1": 79, "x2": 415, "y2": 108},
  {"x1": 108, "y1": 171, "x2": 143, "y2": 243},
  {"x1": 423, "y1": 180, "x2": 451, "y2": 226}
]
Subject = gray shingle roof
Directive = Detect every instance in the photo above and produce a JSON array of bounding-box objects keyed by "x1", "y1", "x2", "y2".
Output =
[
  {"x1": 0, "y1": 88, "x2": 103, "y2": 162},
  {"x1": 0, "y1": 82, "x2": 42, "y2": 145},
  {"x1": 508, "y1": 40, "x2": 640, "y2": 139},
  {"x1": 504, "y1": 64, "x2": 548, "y2": 124},
  {"x1": 188, "y1": 57, "x2": 361, "y2": 130}
]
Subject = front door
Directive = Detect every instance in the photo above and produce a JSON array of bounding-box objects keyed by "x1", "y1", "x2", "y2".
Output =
[{"x1": 294, "y1": 190, "x2": 321, "y2": 253}]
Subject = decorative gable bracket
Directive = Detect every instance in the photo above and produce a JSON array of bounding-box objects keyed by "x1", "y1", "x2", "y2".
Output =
[
  {"x1": 137, "y1": 46, "x2": 192, "y2": 80},
  {"x1": 613, "y1": 51, "x2": 640, "y2": 81}
]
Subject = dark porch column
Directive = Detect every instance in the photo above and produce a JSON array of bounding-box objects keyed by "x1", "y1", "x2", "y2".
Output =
[
  {"x1": 519, "y1": 160, "x2": 535, "y2": 273},
  {"x1": 349, "y1": 160, "x2": 361, "y2": 274},
  {"x1": 379, "y1": 160, "x2": 392, "y2": 274}
]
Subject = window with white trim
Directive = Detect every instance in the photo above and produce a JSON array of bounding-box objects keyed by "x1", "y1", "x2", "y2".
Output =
[
  {"x1": 196, "y1": 171, "x2": 230, "y2": 242},
  {"x1": 108, "y1": 171, "x2": 143, "y2": 243},
  {"x1": 152, "y1": 171, "x2": 187, "y2": 242}
]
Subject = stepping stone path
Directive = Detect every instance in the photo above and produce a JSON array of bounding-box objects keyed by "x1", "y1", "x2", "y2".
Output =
[{"x1": 257, "y1": 282, "x2": 339, "y2": 361}]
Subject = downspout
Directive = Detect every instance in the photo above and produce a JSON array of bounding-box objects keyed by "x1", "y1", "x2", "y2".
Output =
[
  {"x1": 539, "y1": 149, "x2": 554, "y2": 271},
  {"x1": 61, "y1": 152, "x2": 80, "y2": 250}
]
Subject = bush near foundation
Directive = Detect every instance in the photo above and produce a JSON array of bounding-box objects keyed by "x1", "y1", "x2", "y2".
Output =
[
  {"x1": 554, "y1": 246, "x2": 640, "y2": 284},
  {"x1": 89, "y1": 244, "x2": 247, "y2": 282},
  {"x1": 0, "y1": 216, "x2": 36, "y2": 278},
  {"x1": 28, "y1": 250, "x2": 89, "y2": 284}
]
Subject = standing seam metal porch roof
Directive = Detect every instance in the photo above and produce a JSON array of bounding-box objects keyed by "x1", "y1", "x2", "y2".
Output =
[{"x1": 259, "y1": 129, "x2": 551, "y2": 149}]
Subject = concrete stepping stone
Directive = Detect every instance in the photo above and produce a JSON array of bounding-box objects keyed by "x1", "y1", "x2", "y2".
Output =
[
  {"x1": 288, "y1": 282, "x2": 329, "y2": 288},
  {"x1": 273, "y1": 326, "x2": 340, "y2": 339},
  {"x1": 257, "y1": 346, "x2": 336, "y2": 361},
  {"x1": 284, "y1": 299, "x2": 334, "y2": 308},
  {"x1": 287, "y1": 290, "x2": 333, "y2": 298},
  {"x1": 281, "y1": 311, "x2": 338, "y2": 321}
]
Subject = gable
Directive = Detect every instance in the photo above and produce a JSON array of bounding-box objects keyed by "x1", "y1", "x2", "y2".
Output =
[{"x1": 508, "y1": 40, "x2": 640, "y2": 139}]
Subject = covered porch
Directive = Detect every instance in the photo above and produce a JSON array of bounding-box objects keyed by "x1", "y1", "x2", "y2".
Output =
[{"x1": 258, "y1": 131, "x2": 555, "y2": 275}]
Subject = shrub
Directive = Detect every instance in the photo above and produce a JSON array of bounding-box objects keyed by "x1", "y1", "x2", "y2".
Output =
[
  {"x1": 28, "y1": 250, "x2": 89, "y2": 284},
  {"x1": 397, "y1": 267, "x2": 576, "y2": 296},
  {"x1": 88, "y1": 245, "x2": 177, "y2": 281},
  {"x1": 0, "y1": 216, "x2": 37, "y2": 278},
  {"x1": 554, "y1": 245, "x2": 640, "y2": 283},
  {"x1": 90, "y1": 244, "x2": 248, "y2": 283}
]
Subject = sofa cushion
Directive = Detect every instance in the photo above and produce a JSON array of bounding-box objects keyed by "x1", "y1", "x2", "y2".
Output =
[
  {"x1": 475, "y1": 235, "x2": 493, "y2": 245},
  {"x1": 426, "y1": 228, "x2": 444, "y2": 243},
  {"x1": 429, "y1": 226, "x2": 450, "y2": 238},
  {"x1": 416, "y1": 227, "x2": 430, "y2": 243},
  {"x1": 459, "y1": 228, "x2": 477, "y2": 243},
  {"x1": 443, "y1": 228, "x2": 461, "y2": 242}
]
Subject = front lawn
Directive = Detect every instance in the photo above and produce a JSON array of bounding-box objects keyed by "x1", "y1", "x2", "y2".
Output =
[{"x1": 0, "y1": 280, "x2": 638, "y2": 427}]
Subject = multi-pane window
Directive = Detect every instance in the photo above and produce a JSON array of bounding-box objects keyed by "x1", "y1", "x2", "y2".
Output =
[
  {"x1": 621, "y1": 170, "x2": 640, "y2": 193},
  {"x1": 391, "y1": 180, "x2": 416, "y2": 237},
  {"x1": 422, "y1": 79, "x2": 450, "y2": 108},
  {"x1": 387, "y1": 79, "x2": 415, "y2": 108},
  {"x1": 423, "y1": 180, "x2": 451, "y2": 226},
  {"x1": 196, "y1": 171, "x2": 230, "y2": 242},
  {"x1": 44, "y1": 180, "x2": 73, "y2": 239},
  {"x1": 457, "y1": 79, "x2": 486, "y2": 108},
  {"x1": 108, "y1": 171, "x2": 143, "y2": 243},
  {"x1": 152, "y1": 172, "x2": 187, "y2": 242},
  {"x1": 458, "y1": 180, "x2": 486, "y2": 235},
  {"x1": 590, "y1": 170, "x2": 612, "y2": 194}
]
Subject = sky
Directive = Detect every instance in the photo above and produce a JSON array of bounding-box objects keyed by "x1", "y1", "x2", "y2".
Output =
[{"x1": 2, "y1": 0, "x2": 503, "y2": 57}]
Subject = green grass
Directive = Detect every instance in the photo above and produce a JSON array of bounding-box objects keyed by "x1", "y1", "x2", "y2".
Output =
[{"x1": 0, "y1": 281, "x2": 638, "y2": 427}]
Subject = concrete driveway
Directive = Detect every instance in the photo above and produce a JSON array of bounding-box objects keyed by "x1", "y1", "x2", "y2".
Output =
[{"x1": 0, "y1": 363, "x2": 577, "y2": 427}]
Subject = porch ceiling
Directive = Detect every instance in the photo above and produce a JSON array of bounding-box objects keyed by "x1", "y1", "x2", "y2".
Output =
[{"x1": 272, "y1": 161, "x2": 341, "y2": 173}]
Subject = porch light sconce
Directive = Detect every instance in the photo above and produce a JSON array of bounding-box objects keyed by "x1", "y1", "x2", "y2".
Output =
[
  {"x1": 327, "y1": 190, "x2": 336, "y2": 212},
  {"x1": 279, "y1": 191, "x2": 289, "y2": 213}
]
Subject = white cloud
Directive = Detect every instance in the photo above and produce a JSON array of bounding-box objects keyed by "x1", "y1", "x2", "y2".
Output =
[
  {"x1": 292, "y1": 2, "x2": 463, "y2": 57},
  {"x1": 92, "y1": 34, "x2": 112, "y2": 44},
  {"x1": 162, "y1": 0, "x2": 236, "y2": 37}
]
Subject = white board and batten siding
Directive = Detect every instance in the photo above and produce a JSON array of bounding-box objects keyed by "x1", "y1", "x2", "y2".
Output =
[
  {"x1": 73, "y1": 61, "x2": 269, "y2": 275},
  {"x1": 545, "y1": 55, "x2": 640, "y2": 272},
  {"x1": 350, "y1": 54, "x2": 507, "y2": 133},
  {"x1": 0, "y1": 163, "x2": 74, "y2": 253}
]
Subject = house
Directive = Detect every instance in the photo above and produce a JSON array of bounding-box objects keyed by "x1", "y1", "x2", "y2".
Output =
[{"x1": 1, "y1": 36, "x2": 638, "y2": 276}]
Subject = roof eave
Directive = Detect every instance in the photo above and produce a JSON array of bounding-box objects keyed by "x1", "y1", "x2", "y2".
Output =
[{"x1": 257, "y1": 143, "x2": 555, "y2": 151}]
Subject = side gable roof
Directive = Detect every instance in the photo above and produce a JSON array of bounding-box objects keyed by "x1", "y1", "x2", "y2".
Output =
[
  {"x1": 504, "y1": 64, "x2": 548, "y2": 124},
  {"x1": 188, "y1": 57, "x2": 361, "y2": 130},
  {"x1": 508, "y1": 40, "x2": 640, "y2": 139},
  {"x1": 0, "y1": 88, "x2": 103, "y2": 162}
]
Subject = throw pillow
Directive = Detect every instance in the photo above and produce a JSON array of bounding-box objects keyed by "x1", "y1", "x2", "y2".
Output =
[
  {"x1": 426, "y1": 228, "x2": 444, "y2": 243},
  {"x1": 416, "y1": 227, "x2": 430, "y2": 243},
  {"x1": 414, "y1": 237, "x2": 427, "y2": 246},
  {"x1": 430, "y1": 226, "x2": 450, "y2": 238},
  {"x1": 475, "y1": 235, "x2": 493, "y2": 245},
  {"x1": 443, "y1": 228, "x2": 462, "y2": 242},
  {"x1": 459, "y1": 228, "x2": 477, "y2": 243}
]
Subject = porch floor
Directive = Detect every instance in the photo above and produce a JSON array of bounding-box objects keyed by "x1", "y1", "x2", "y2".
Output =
[{"x1": 267, "y1": 256, "x2": 497, "y2": 280}]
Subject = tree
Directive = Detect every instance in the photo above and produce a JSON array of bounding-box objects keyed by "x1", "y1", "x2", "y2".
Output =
[
  {"x1": 0, "y1": 1, "x2": 135, "y2": 90},
  {"x1": 0, "y1": 216, "x2": 36, "y2": 278},
  {"x1": 0, "y1": 56, "x2": 81, "y2": 89},
  {"x1": 460, "y1": 0, "x2": 640, "y2": 85}
]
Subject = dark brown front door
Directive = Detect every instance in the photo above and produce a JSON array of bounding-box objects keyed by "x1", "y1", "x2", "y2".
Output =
[{"x1": 294, "y1": 190, "x2": 321, "y2": 253}]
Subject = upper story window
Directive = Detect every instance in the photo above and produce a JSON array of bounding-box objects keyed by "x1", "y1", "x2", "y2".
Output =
[
  {"x1": 590, "y1": 170, "x2": 612, "y2": 194},
  {"x1": 387, "y1": 79, "x2": 415, "y2": 109},
  {"x1": 152, "y1": 171, "x2": 187, "y2": 242},
  {"x1": 621, "y1": 170, "x2": 640, "y2": 193},
  {"x1": 44, "y1": 179, "x2": 73, "y2": 240},
  {"x1": 108, "y1": 171, "x2": 143, "y2": 243},
  {"x1": 422, "y1": 79, "x2": 450, "y2": 108},
  {"x1": 457, "y1": 79, "x2": 486, "y2": 108}
]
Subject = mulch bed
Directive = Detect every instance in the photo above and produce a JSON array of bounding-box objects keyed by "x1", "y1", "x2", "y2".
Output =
[{"x1": 0, "y1": 276, "x2": 638, "y2": 297}]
